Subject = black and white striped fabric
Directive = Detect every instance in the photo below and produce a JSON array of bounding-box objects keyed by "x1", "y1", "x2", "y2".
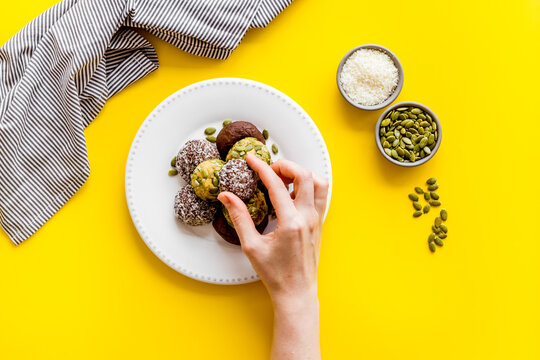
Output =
[{"x1": 0, "y1": 0, "x2": 292, "y2": 244}]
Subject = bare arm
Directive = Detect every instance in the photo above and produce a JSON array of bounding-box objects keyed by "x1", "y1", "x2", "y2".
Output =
[{"x1": 218, "y1": 154, "x2": 329, "y2": 360}]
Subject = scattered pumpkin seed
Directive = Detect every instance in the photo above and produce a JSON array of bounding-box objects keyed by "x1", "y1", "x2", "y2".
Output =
[
  {"x1": 424, "y1": 192, "x2": 431, "y2": 201},
  {"x1": 272, "y1": 144, "x2": 278, "y2": 154},
  {"x1": 439, "y1": 233, "x2": 447, "y2": 239},
  {"x1": 434, "y1": 237, "x2": 444, "y2": 246},
  {"x1": 423, "y1": 204, "x2": 430, "y2": 214},
  {"x1": 432, "y1": 225, "x2": 440, "y2": 233},
  {"x1": 440, "y1": 224, "x2": 448, "y2": 233},
  {"x1": 223, "y1": 119, "x2": 232, "y2": 126},
  {"x1": 427, "y1": 177, "x2": 437, "y2": 185},
  {"x1": 428, "y1": 241, "x2": 436, "y2": 253},
  {"x1": 206, "y1": 135, "x2": 216, "y2": 142},
  {"x1": 415, "y1": 187, "x2": 424, "y2": 194},
  {"x1": 428, "y1": 233, "x2": 436, "y2": 242},
  {"x1": 429, "y1": 200, "x2": 441, "y2": 207},
  {"x1": 413, "y1": 211, "x2": 423, "y2": 218},
  {"x1": 441, "y1": 209, "x2": 448, "y2": 221},
  {"x1": 170, "y1": 156, "x2": 177, "y2": 167},
  {"x1": 427, "y1": 184, "x2": 439, "y2": 191},
  {"x1": 168, "y1": 169, "x2": 178, "y2": 176},
  {"x1": 263, "y1": 129, "x2": 269, "y2": 140},
  {"x1": 435, "y1": 217, "x2": 442, "y2": 227},
  {"x1": 204, "y1": 127, "x2": 216, "y2": 135},
  {"x1": 430, "y1": 192, "x2": 439, "y2": 200},
  {"x1": 408, "y1": 193, "x2": 419, "y2": 201},
  {"x1": 413, "y1": 202, "x2": 422, "y2": 210}
]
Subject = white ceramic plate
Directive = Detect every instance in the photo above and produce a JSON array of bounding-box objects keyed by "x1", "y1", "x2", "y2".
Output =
[{"x1": 125, "y1": 78, "x2": 332, "y2": 284}]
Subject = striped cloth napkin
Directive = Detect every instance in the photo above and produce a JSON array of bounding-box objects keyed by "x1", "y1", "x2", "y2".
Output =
[{"x1": 0, "y1": 0, "x2": 292, "y2": 245}]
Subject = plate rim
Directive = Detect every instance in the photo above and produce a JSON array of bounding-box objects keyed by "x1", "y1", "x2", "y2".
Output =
[{"x1": 125, "y1": 77, "x2": 333, "y2": 285}]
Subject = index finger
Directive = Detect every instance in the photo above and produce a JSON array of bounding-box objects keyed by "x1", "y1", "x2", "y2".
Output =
[{"x1": 245, "y1": 154, "x2": 296, "y2": 219}]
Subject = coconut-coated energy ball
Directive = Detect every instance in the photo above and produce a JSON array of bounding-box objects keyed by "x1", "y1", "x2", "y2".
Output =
[
  {"x1": 175, "y1": 139, "x2": 220, "y2": 182},
  {"x1": 174, "y1": 185, "x2": 217, "y2": 226},
  {"x1": 225, "y1": 137, "x2": 272, "y2": 165},
  {"x1": 223, "y1": 188, "x2": 268, "y2": 228},
  {"x1": 191, "y1": 159, "x2": 225, "y2": 202},
  {"x1": 219, "y1": 159, "x2": 258, "y2": 200}
]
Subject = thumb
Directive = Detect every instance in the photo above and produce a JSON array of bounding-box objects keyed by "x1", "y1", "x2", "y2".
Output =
[{"x1": 218, "y1": 192, "x2": 259, "y2": 247}]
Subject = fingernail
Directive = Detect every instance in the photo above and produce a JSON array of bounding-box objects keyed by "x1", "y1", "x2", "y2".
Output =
[{"x1": 218, "y1": 194, "x2": 230, "y2": 207}]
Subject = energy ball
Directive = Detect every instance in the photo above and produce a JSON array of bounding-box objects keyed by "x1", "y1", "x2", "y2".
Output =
[
  {"x1": 223, "y1": 188, "x2": 268, "y2": 228},
  {"x1": 213, "y1": 211, "x2": 269, "y2": 246},
  {"x1": 226, "y1": 137, "x2": 272, "y2": 165},
  {"x1": 174, "y1": 185, "x2": 217, "y2": 226},
  {"x1": 191, "y1": 159, "x2": 225, "y2": 202},
  {"x1": 175, "y1": 139, "x2": 220, "y2": 182},
  {"x1": 216, "y1": 121, "x2": 266, "y2": 158},
  {"x1": 219, "y1": 159, "x2": 258, "y2": 200}
]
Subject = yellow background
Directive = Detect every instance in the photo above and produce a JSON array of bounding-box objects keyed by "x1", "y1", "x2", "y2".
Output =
[{"x1": 1, "y1": 0, "x2": 539, "y2": 358}]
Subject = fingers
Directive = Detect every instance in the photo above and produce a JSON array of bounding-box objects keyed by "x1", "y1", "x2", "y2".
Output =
[
  {"x1": 270, "y1": 159, "x2": 314, "y2": 209},
  {"x1": 312, "y1": 172, "x2": 330, "y2": 218},
  {"x1": 218, "y1": 192, "x2": 259, "y2": 247},
  {"x1": 245, "y1": 154, "x2": 296, "y2": 219}
]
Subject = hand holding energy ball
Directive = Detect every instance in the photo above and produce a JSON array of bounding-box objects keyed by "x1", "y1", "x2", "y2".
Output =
[{"x1": 218, "y1": 154, "x2": 328, "y2": 360}]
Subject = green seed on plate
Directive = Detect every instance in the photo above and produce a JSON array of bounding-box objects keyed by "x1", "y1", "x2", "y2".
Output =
[
  {"x1": 272, "y1": 144, "x2": 279, "y2": 154},
  {"x1": 424, "y1": 192, "x2": 431, "y2": 201},
  {"x1": 434, "y1": 237, "x2": 444, "y2": 246},
  {"x1": 413, "y1": 201, "x2": 422, "y2": 210},
  {"x1": 263, "y1": 129, "x2": 269, "y2": 140},
  {"x1": 414, "y1": 187, "x2": 424, "y2": 194},
  {"x1": 429, "y1": 200, "x2": 441, "y2": 207},
  {"x1": 427, "y1": 184, "x2": 439, "y2": 191},
  {"x1": 423, "y1": 204, "x2": 431, "y2": 213},
  {"x1": 168, "y1": 169, "x2": 178, "y2": 176},
  {"x1": 170, "y1": 156, "x2": 177, "y2": 167},
  {"x1": 430, "y1": 192, "x2": 439, "y2": 200},
  {"x1": 204, "y1": 127, "x2": 216, "y2": 135},
  {"x1": 427, "y1": 177, "x2": 437, "y2": 185},
  {"x1": 440, "y1": 224, "x2": 448, "y2": 233},
  {"x1": 441, "y1": 209, "x2": 448, "y2": 221},
  {"x1": 206, "y1": 135, "x2": 216, "y2": 142},
  {"x1": 223, "y1": 119, "x2": 232, "y2": 126},
  {"x1": 429, "y1": 241, "x2": 436, "y2": 253},
  {"x1": 435, "y1": 217, "x2": 442, "y2": 227},
  {"x1": 413, "y1": 211, "x2": 422, "y2": 218},
  {"x1": 439, "y1": 233, "x2": 447, "y2": 239},
  {"x1": 408, "y1": 193, "x2": 419, "y2": 201},
  {"x1": 381, "y1": 119, "x2": 391, "y2": 127}
]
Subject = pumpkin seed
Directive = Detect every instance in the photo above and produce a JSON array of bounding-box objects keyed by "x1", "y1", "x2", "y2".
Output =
[
  {"x1": 272, "y1": 144, "x2": 278, "y2": 154},
  {"x1": 441, "y1": 209, "x2": 448, "y2": 221},
  {"x1": 408, "y1": 193, "x2": 419, "y2": 201},
  {"x1": 223, "y1": 119, "x2": 232, "y2": 126},
  {"x1": 397, "y1": 147, "x2": 405, "y2": 157},
  {"x1": 414, "y1": 187, "x2": 424, "y2": 194},
  {"x1": 423, "y1": 204, "x2": 430, "y2": 213},
  {"x1": 430, "y1": 192, "x2": 439, "y2": 200},
  {"x1": 411, "y1": 108, "x2": 422, "y2": 115},
  {"x1": 168, "y1": 169, "x2": 178, "y2": 176},
  {"x1": 427, "y1": 184, "x2": 439, "y2": 191},
  {"x1": 424, "y1": 192, "x2": 431, "y2": 201},
  {"x1": 413, "y1": 201, "x2": 422, "y2": 210},
  {"x1": 391, "y1": 111, "x2": 399, "y2": 120},
  {"x1": 384, "y1": 148, "x2": 392, "y2": 157},
  {"x1": 434, "y1": 237, "x2": 444, "y2": 246},
  {"x1": 424, "y1": 147, "x2": 431, "y2": 155},
  {"x1": 429, "y1": 241, "x2": 436, "y2": 253},
  {"x1": 212, "y1": 177, "x2": 219, "y2": 187},
  {"x1": 413, "y1": 211, "x2": 422, "y2": 217},
  {"x1": 435, "y1": 217, "x2": 442, "y2": 227},
  {"x1": 391, "y1": 149, "x2": 399, "y2": 159},
  {"x1": 382, "y1": 141, "x2": 390, "y2": 148},
  {"x1": 429, "y1": 200, "x2": 441, "y2": 207},
  {"x1": 439, "y1": 233, "x2": 447, "y2": 239},
  {"x1": 206, "y1": 135, "x2": 216, "y2": 142},
  {"x1": 440, "y1": 224, "x2": 448, "y2": 233},
  {"x1": 396, "y1": 107, "x2": 409, "y2": 111},
  {"x1": 170, "y1": 156, "x2": 177, "y2": 167},
  {"x1": 427, "y1": 177, "x2": 437, "y2": 185},
  {"x1": 432, "y1": 225, "x2": 440, "y2": 233},
  {"x1": 263, "y1": 129, "x2": 269, "y2": 140},
  {"x1": 428, "y1": 233, "x2": 436, "y2": 242},
  {"x1": 202, "y1": 169, "x2": 209, "y2": 177},
  {"x1": 403, "y1": 137, "x2": 412, "y2": 145},
  {"x1": 381, "y1": 119, "x2": 391, "y2": 127},
  {"x1": 204, "y1": 127, "x2": 216, "y2": 135}
]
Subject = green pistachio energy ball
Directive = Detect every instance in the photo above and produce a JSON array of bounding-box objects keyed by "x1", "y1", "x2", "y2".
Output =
[
  {"x1": 191, "y1": 159, "x2": 225, "y2": 201},
  {"x1": 223, "y1": 188, "x2": 268, "y2": 228},
  {"x1": 225, "y1": 137, "x2": 272, "y2": 165}
]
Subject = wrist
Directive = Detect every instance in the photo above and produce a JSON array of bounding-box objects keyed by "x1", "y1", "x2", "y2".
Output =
[{"x1": 271, "y1": 286, "x2": 319, "y2": 314}]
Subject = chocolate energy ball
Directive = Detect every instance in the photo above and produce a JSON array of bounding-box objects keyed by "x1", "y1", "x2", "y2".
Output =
[
  {"x1": 213, "y1": 211, "x2": 269, "y2": 246},
  {"x1": 219, "y1": 159, "x2": 258, "y2": 200},
  {"x1": 174, "y1": 185, "x2": 217, "y2": 226},
  {"x1": 175, "y1": 139, "x2": 220, "y2": 182},
  {"x1": 226, "y1": 137, "x2": 272, "y2": 165},
  {"x1": 223, "y1": 188, "x2": 268, "y2": 228},
  {"x1": 216, "y1": 121, "x2": 265, "y2": 158},
  {"x1": 191, "y1": 159, "x2": 225, "y2": 202}
]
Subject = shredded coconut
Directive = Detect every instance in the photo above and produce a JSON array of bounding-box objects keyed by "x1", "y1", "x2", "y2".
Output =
[{"x1": 340, "y1": 49, "x2": 399, "y2": 106}]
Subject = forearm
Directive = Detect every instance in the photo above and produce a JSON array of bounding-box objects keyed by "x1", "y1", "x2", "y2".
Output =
[{"x1": 271, "y1": 291, "x2": 321, "y2": 360}]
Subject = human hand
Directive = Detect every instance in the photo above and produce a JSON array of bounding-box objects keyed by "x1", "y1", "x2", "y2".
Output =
[{"x1": 217, "y1": 153, "x2": 329, "y2": 305}]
